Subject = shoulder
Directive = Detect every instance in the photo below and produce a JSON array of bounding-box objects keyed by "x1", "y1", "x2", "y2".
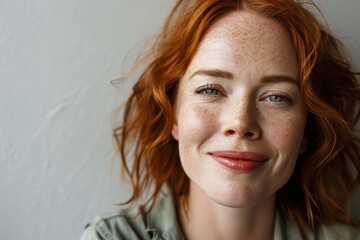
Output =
[
  {"x1": 314, "y1": 223, "x2": 360, "y2": 240},
  {"x1": 79, "y1": 191, "x2": 185, "y2": 240},
  {"x1": 275, "y1": 209, "x2": 360, "y2": 240},
  {"x1": 79, "y1": 211, "x2": 149, "y2": 240}
]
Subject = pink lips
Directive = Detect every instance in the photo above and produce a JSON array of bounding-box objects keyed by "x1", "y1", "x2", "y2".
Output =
[{"x1": 209, "y1": 151, "x2": 268, "y2": 172}]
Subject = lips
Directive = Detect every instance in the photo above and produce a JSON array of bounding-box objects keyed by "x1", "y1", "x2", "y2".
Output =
[{"x1": 209, "y1": 151, "x2": 268, "y2": 172}]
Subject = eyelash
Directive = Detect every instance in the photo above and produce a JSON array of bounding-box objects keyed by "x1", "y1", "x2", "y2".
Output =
[
  {"x1": 194, "y1": 84, "x2": 293, "y2": 104},
  {"x1": 195, "y1": 84, "x2": 223, "y2": 97},
  {"x1": 266, "y1": 92, "x2": 293, "y2": 103}
]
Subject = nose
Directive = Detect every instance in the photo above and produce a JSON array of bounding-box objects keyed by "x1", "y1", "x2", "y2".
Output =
[{"x1": 222, "y1": 99, "x2": 261, "y2": 140}]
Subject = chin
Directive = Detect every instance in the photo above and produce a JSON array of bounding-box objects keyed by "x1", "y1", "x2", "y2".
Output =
[
  {"x1": 203, "y1": 181, "x2": 270, "y2": 209},
  {"x1": 213, "y1": 190, "x2": 260, "y2": 208}
]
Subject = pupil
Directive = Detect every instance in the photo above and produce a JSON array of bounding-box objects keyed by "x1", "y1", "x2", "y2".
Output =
[{"x1": 272, "y1": 96, "x2": 281, "y2": 101}]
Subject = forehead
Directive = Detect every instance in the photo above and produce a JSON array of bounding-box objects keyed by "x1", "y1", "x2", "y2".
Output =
[
  {"x1": 206, "y1": 10, "x2": 288, "y2": 41},
  {"x1": 185, "y1": 9, "x2": 298, "y2": 77}
]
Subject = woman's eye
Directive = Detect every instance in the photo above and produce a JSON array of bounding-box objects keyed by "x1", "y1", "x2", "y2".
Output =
[
  {"x1": 195, "y1": 84, "x2": 222, "y2": 96},
  {"x1": 202, "y1": 88, "x2": 219, "y2": 95},
  {"x1": 266, "y1": 92, "x2": 293, "y2": 103},
  {"x1": 269, "y1": 95, "x2": 285, "y2": 102}
]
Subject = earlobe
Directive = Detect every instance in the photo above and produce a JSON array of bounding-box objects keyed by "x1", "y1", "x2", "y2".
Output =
[{"x1": 171, "y1": 125, "x2": 179, "y2": 141}]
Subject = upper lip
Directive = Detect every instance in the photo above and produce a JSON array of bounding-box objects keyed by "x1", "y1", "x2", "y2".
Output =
[{"x1": 209, "y1": 151, "x2": 268, "y2": 162}]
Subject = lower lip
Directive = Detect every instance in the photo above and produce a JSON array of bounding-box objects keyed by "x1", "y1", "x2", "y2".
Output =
[{"x1": 210, "y1": 155, "x2": 267, "y2": 172}]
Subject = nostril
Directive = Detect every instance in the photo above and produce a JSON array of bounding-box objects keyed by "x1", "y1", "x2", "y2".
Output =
[
  {"x1": 224, "y1": 128, "x2": 259, "y2": 138},
  {"x1": 245, "y1": 132, "x2": 255, "y2": 137},
  {"x1": 222, "y1": 119, "x2": 261, "y2": 139},
  {"x1": 226, "y1": 129, "x2": 236, "y2": 135}
]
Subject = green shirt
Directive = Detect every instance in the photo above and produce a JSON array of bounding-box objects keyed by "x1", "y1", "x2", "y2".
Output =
[{"x1": 80, "y1": 192, "x2": 360, "y2": 240}]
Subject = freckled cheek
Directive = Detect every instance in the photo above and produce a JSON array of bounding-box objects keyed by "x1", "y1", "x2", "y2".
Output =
[
  {"x1": 176, "y1": 103, "x2": 218, "y2": 173},
  {"x1": 265, "y1": 114, "x2": 306, "y2": 151},
  {"x1": 177, "y1": 104, "x2": 218, "y2": 141}
]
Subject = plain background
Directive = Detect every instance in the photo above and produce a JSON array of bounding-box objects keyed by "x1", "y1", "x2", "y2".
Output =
[{"x1": 0, "y1": 0, "x2": 359, "y2": 239}]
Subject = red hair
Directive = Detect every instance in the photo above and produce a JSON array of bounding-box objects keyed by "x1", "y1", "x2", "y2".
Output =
[{"x1": 114, "y1": 0, "x2": 360, "y2": 232}]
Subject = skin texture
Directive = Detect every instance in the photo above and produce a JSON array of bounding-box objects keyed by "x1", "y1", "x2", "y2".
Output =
[{"x1": 171, "y1": 9, "x2": 308, "y2": 240}]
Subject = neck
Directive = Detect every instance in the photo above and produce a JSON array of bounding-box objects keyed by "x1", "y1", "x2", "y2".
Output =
[{"x1": 179, "y1": 183, "x2": 275, "y2": 240}]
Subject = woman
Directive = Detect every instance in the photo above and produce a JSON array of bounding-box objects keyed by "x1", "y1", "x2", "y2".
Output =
[{"x1": 81, "y1": 0, "x2": 360, "y2": 239}]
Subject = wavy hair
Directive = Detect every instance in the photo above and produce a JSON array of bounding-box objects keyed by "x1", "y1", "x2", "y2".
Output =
[{"x1": 114, "y1": 0, "x2": 360, "y2": 232}]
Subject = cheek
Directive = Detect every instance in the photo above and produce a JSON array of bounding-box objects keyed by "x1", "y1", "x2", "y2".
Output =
[
  {"x1": 265, "y1": 115, "x2": 306, "y2": 190},
  {"x1": 177, "y1": 103, "x2": 217, "y2": 140},
  {"x1": 266, "y1": 112, "x2": 307, "y2": 152},
  {"x1": 176, "y1": 103, "x2": 218, "y2": 170}
]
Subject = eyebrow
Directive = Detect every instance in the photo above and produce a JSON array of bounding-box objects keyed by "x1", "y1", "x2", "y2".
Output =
[
  {"x1": 189, "y1": 69, "x2": 234, "y2": 80},
  {"x1": 260, "y1": 75, "x2": 299, "y2": 86},
  {"x1": 189, "y1": 68, "x2": 298, "y2": 85}
]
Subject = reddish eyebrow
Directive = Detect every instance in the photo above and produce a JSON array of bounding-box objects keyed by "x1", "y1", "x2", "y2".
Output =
[
  {"x1": 189, "y1": 69, "x2": 234, "y2": 80},
  {"x1": 189, "y1": 69, "x2": 298, "y2": 86},
  {"x1": 261, "y1": 75, "x2": 299, "y2": 86}
]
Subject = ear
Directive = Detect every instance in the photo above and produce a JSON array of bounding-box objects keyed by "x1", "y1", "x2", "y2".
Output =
[
  {"x1": 171, "y1": 124, "x2": 179, "y2": 141},
  {"x1": 299, "y1": 135, "x2": 308, "y2": 154}
]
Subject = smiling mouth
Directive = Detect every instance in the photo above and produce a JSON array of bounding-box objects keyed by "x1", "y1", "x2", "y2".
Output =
[{"x1": 209, "y1": 151, "x2": 268, "y2": 172}]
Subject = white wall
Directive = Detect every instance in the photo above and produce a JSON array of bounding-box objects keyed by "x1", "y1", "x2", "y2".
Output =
[
  {"x1": 0, "y1": 1, "x2": 359, "y2": 239},
  {"x1": 0, "y1": 0, "x2": 171, "y2": 239}
]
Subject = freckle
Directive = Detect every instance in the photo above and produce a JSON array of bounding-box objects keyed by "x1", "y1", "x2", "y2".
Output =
[{"x1": 199, "y1": 108, "x2": 208, "y2": 116}]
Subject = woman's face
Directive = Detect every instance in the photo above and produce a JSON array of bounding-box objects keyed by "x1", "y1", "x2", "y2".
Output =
[{"x1": 172, "y1": 10, "x2": 308, "y2": 208}]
